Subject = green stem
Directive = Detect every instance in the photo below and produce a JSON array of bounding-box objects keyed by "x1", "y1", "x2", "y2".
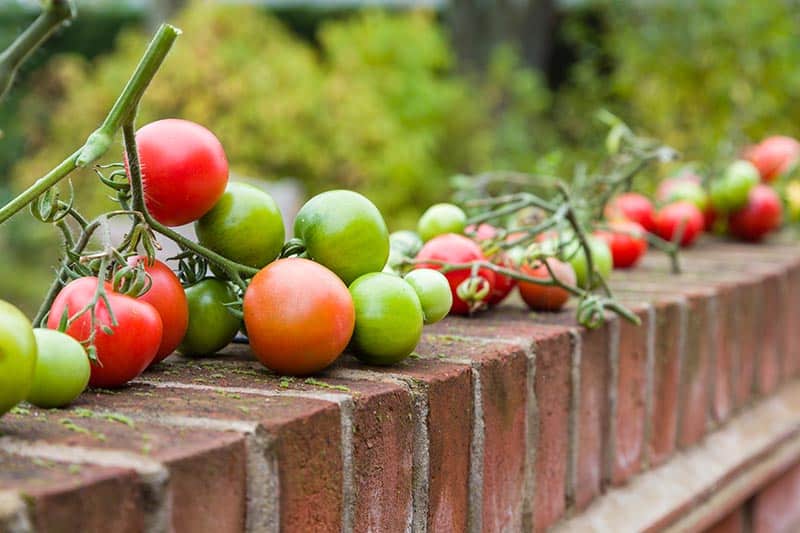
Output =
[
  {"x1": 0, "y1": 0, "x2": 75, "y2": 101},
  {"x1": 0, "y1": 24, "x2": 180, "y2": 225}
]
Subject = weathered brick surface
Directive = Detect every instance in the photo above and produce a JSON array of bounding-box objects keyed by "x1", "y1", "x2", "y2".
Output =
[
  {"x1": 0, "y1": 450, "x2": 143, "y2": 533},
  {"x1": 751, "y1": 462, "x2": 800, "y2": 533},
  {"x1": 705, "y1": 508, "x2": 746, "y2": 533}
]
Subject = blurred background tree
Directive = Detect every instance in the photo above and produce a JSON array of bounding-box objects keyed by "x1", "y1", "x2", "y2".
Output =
[{"x1": 2, "y1": 0, "x2": 800, "y2": 312}]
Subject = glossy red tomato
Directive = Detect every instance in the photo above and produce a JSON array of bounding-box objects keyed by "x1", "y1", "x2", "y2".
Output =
[
  {"x1": 745, "y1": 136, "x2": 800, "y2": 182},
  {"x1": 594, "y1": 220, "x2": 648, "y2": 269},
  {"x1": 128, "y1": 256, "x2": 188, "y2": 364},
  {"x1": 243, "y1": 258, "x2": 355, "y2": 375},
  {"x1": 518, "y1": 259, "x2": 576, "y2": 311},
  {"x1": 132, "y1": 119, "x2": 229, "y2": 226},
  {"x1": 653, "y1": 201, "x2": 705, "y2": 247},
  {"x1": 605, "y1": 193, "x2": 656, "y2": 233},
  {"x1": 465, "y1": 224, "x2": 516, "y2": 305},
  {"x1": 47, "y1": 277, "x2": 163, "y2": 388},
  {"x1": 728, "y1": 185, "x2": 783, "y2": 241},
  {"x1": 415, "y1": 233, "x2": 496, "y2": 315}
]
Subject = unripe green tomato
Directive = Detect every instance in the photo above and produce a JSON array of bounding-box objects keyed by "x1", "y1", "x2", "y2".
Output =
[
  {"x1": 196, "y1": 182, "x2": 285, "y2": 269},
  {"x1": 719, "y1": 160, "x2": 760, "y2": 212},
  {"x1": 404, "y1": 269, "x2": 453, "y2": 324},
  {"x1": 349, "y1": 273, "x2": 424, "y2": 365},
  {"x1": 179, "y1": 279, "x2": 241, "y2": 357},
  {"x1": 28, "y1": 329, "x2": 90, "y2": 408},
  {"x1": 417, "y1": 203, "x2": 467, "y2": 242},
  {"x1": 663, "y1": 181, "x2": 708, "y2": 211},
  {"x1": 0, "y1": 300, "x2": 37, "y2": 416},
  {"x1": 294, "y1": 190, "x2": 390, "y2": 285},
  {"x1": 563, "y1": 236, "x2": 613, "y2": 289},
  {"x1": 389, "y1": 230, "x2": 424, "y2": 258}
]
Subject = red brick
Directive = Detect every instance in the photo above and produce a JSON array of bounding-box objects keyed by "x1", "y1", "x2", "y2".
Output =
[
  {"x1": 0, "y1": 450, "x2": 143, "y2": 533},
  {"x1": 785, "y1": 264, "x2": 800, "y2": 379},
  {"x1": 751, "y1": 462, "x2": 800, "y2": 533},
  {"x1": 705, "y1": 507, "x2": 746, "y2": 533},
  {"x1": 678, "y1": 290, "x2": 714, "y2": 448},
  {"x1": 609, "y1": 304, "x2": 650, "y2": 485},
  {"x1": 733, "y1": 281, "x2": 759, "y2": 409},
  {"x1": 711, "y1": 286, "x2": 737, "y2": 424},
  {"x1": 74, "y1": 383, "x2": 344, "y2": 532}
]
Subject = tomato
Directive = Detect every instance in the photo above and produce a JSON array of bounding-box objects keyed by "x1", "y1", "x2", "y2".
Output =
[
  {"x1": 404, "y1": 269, "x2": 452, "y2": 324},
  {"x1": 653, "y1": 201, "x2": 705, "y2": 247},
  {"x1": 0, "y1": 300, "x2": 37, "y2": 416},
  {"x1": 655, "y1": 172, "x2": 702, "y2": 204},
  {"x1": 604, "y1": 193, "x2": 656, "y2": 233},
  {"x1": 244, "y1": 258, "x2": 354, "y2": 374},
  {"x1": 594, "y1": 220, "x2": 648, "y2": 269},
  {"x1": 518, "y1": 258, "x2": 576, "y2": 312},
  {"x1": 415, "y1": 233, "x2": 496, "y2": 315},
  {"x1": 179, "y1": 278, "x2": 241, "y2": 357},
  {"x1": 728, "y1": 184, "x2": 783, "y2": 242},
  {"x1": 417, "y1": 203, "x2": 467, "y2": 242},
  {"x1": 28, "y1": 329, "x2": 90, "y2": 408},
  {"x1": 745, "y1": 135, "x2": 800, "y2": 182},
  {"x1": 196, "y1": 182, "x2": 285, "y2": 270},
  {"x1": 710, "y1": 160, "x2": 759, "y2": 213},
  {"x1": 127, "y1": 256, "x2": 188, "y2": 364},
  {"x1": 465, "y1": 223, "x2": 516, "y2": 305},
  {"x1": 660, "y1": 180, "x2": 708, "y2": 211},
  {"x1": 389, "y1": 230, "x2": 424, "y2": 258},
  {"x1": 47, "y1": 277, "x2": 162, "y2": 388},
  {"x1": 131, "y1": 119, "x2": 228, "y2": 227},
  {"x1": 560, "y1": 236, "x2": 613, "y2": 289},
  {"x1": 294, "y1": 190, "x2": 389, "y2": 285},
  {"x1": 349, "y1": 273, "x2": 424, "y2": 365}
]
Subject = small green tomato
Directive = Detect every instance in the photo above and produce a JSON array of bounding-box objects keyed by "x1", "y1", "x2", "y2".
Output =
[
  {"x1": 28, "y1": 329, "x2": 90, "y2": 408},
  {"x1": 404, "y1": 269, "x2": 452, "y2": 324},
  {"x1": 417, "y1": 203, "x2": 467, "y2": 242}
]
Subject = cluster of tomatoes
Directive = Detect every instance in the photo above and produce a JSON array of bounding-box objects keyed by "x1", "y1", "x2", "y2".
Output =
[{"x1": 605, "y1": 135, "x2": 795, "y2": 250}]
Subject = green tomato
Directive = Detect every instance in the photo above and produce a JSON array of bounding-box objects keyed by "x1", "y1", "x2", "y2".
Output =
[
  {"x1": 712, "y1": 160, "x2": 760, "y2": 212},
  {"x1": 28, "y1": 329, "x2": 90, "y2": 408},
  {"x1": 563, "y1": 236, "x2": 613, "y2": 289},
  {"x1": 0, "y1": 300, "x2": 37, "y2": 417},
  {"x1": 179, "y1": 279, "x2": 241, "y2": 357},
  {"x1": 196, "y1": 182, "x2": 285, "y2": 269},
  {"x1": 349, "y1": 273, "x2": 424, "y2": 365},
  {"x1": 404, "y1": 269, "x2": 452, "y2": 324},
  {"x1": 389, "y1": 230, "x2": 424, "y2": 258},
  {"x1": 294, "y1": 190, "x2": 390, "y2": 285},
  {"x1": 417, "y1": 203, "x2": 467, "y2": 242},
  {"x1": 663, "y1": 181, "x2": 708, "y2": 211}
]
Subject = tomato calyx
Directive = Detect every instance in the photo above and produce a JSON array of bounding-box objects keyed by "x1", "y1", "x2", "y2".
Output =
[{"x1": 455, "y1": 275, "x2": 492, "y2": 314}]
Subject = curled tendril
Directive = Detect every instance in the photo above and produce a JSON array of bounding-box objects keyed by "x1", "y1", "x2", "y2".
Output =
[
  {"x1": 280, "y1": 238, "x2": 307, "y2": 258},
  {"x1": 29, "y1": 180, "x2": 75, "y2": 223},
  {"x1": 95, "y1": 164, "x2": 131, "y2": 207},
  {"x1": 577, "y1": 296, "x2": 606, "y2": 329},
  {"x1": 456, "y1": 275, "x2": 491, "y2": 314},
  {"x1": 170, "y1": 249, "x2": 208, "y2": 286},
  {"x1": 119, "y1": 222, "x2": 160, "y2": 260},
  {"x1": 112, "y1": 263, "x2": 152, "y2": 297}
]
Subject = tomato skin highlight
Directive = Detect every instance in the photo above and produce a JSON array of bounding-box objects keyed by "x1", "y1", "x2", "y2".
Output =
[
  {"x1": 605, "y1": 193, "x2": 656, "y2": 233},
  {"x1": 244, "y1": 258, "x2": 355, "y2": 375},
  {"x1": 415, "y1": 233, "x2": 496, "y2": 315},
  {"x1": 47, "y1": 277, "x2": 163, "y2": 388},
  {"x1": 128, "y1": 256, "x2": 188, "y2": 364},
  {"x1": 518, "y1": 259, "x2": 576, "y2": 312},
  {"x1": 653, "y1": 201, "x2": 705, "y2": 247},
  {"x1": 294, "y1": 190, "x2": 390, "y2": 285},
  {"x1": 728, "y1": 184, "x2": 783, "y2": 242},
  {"x1": 0, "y1": 300, "x2": 37, "y2": 416},
  {"x1": 595, "y1": 220, "x2": 648, "y2": 269},
  {"x1": 746, "y1": 135, "x2": 800, "y2": 182},
  {"x1": 132, "y1": 119, "x2": 229, "y2": 227},
  {"x1": 349, "y1": 273, "x2": 424, "y2": 365}
]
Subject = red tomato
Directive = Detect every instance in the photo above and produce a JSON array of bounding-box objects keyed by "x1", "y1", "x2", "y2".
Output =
[
  {"x1": 605, "y1": 193, "x2": 656, "y2": 233},
  {"x1": 243, "y1": 258, "x2": 355, "y2": 375},
  {"x1": 415, "y1": 233, "x2": 496, "y2": 315},
  {"x1": 653, "y1": 202, "x2": 705, "y2": 247},
  {"x1": 745, "y1": 136, "x2": 800, "y2": 182},
  {"x1": 518, "y1": 259, "x2": 576, "y2": 312},
  {"x1": 131, "y1": 119, "x2": 229, "y2": 226},
  {"x1": 47, "y1": 277, "x2": 163, "y2": 388},
  {"x1": 655, "y1": 172, "x2": 702, "y2": 203},
  {"x1": 594, "y1": 220, "x2": 648, "y2": 269},
  {"x1": 465, "y1": 224, "x2": 517, "y2": 305},
  {"x1": 128, "y1": 256, "x2": 189, "y2": 364},
  {"x1": 728, "y1": 185, "x2": 783, "y2": 241}
]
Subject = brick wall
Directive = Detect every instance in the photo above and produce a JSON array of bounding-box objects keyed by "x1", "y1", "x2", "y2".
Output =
[{"x1": 2, "y1": 239, "x2": 800, "y2": 532}]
